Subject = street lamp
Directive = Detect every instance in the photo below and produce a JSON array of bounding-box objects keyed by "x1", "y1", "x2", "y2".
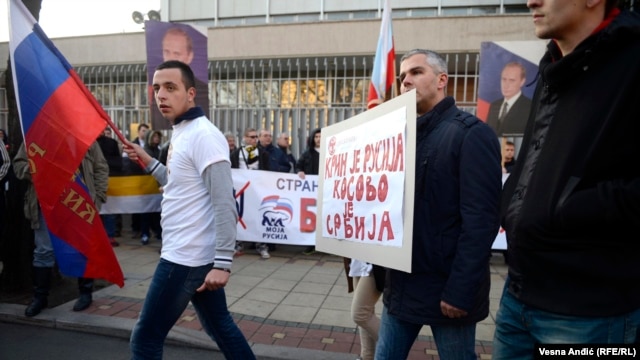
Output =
[{"x1": 132, "y1": 10, "x2": 161, "y2": 24}]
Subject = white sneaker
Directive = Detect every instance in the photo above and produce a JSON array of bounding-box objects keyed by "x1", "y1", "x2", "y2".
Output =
[{"x1": 257, "y1": 247, "x2": 270, "y2": 259}]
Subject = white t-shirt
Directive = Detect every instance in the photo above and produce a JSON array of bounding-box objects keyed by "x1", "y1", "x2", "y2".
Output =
[{"x1": 160, "y1": 115, "x2": 230, "y2": 267}]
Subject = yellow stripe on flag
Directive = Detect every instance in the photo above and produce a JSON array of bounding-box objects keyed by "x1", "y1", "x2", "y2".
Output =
[{"x1": 107, "y1": 175, "x2": 162, "y2": 196}]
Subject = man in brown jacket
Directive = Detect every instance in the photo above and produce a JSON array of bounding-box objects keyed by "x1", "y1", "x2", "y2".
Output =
[{"x1": 14, "y1": 141, "x2": 109, "y2": 317}]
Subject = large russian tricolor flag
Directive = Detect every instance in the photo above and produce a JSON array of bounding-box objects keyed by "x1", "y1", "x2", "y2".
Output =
[
  {"x1": 9, "y1": 0, "x2": 124, "y2": 287},
  {"x1": 366, "y1": 0, "x2": 396, "y2": 110}
]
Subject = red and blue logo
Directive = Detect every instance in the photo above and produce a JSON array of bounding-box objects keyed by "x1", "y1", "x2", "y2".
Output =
[{"x1": 260, "y1": 195, "x2": 294, "y2": 227}]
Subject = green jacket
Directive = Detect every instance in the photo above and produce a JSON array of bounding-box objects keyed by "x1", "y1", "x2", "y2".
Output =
[{"x1": 13, "y1": 142, "x2": 109, "y2": 229}]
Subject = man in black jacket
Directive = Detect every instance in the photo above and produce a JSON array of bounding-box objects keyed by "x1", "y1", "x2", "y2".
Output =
[
  {"x1": 276, "y1": 132, "x2": 296, "y2": 173},
  {"x1": 0, "y1": 137, "x2": 10, "y2": 245},
  {"x1": 129, "y1": 123, "x2": 149, "y2": 237},
  {"x1": 258, "y1": 129, "x2": 291, "y2": 173},
  {"x1": 96, "y1": 127, "x2": 123, "y2": 247},
  {"x1": 493, "y1": 1, "x2": 640, "y2": 358},
  {"x1": 375, "y1": 49, "x2": 501, "y2": 360},
  {"x1": 295, "y1": 128, "x2": 321, "y2": 255}
]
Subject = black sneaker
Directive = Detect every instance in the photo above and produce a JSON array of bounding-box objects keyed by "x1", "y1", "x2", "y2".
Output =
[{"x1": 302, "y1": 246, "x2": 316, "y2": 255}]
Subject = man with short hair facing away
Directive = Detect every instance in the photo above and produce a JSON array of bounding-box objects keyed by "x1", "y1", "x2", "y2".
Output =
[
  {"x1": 375, "y1": 49, "x2": 501, "y2": 360},
  {"x1": 125, "y1": 60, "x2": 255, "y2": 359},
  {"x1": 230, "y1": 127, "x2": 271, "y2": 258},
  {"x1": 493, "y1": 1, "x2": 640, "y2": 358}
]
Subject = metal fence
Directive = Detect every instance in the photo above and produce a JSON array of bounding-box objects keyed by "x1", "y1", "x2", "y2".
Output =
[{"x1": 0, "y1": 52, "x2": 480, "y2": 159}]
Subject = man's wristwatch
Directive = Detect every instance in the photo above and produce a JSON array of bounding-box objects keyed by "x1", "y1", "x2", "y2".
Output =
[{"x1": 213, "y1": 267, "x2": 231, "y2": 273}]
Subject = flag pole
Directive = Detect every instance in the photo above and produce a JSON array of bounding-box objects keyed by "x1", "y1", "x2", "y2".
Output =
[{"x1": 367, "y1": 0, "x2": 396, "y2": 109}]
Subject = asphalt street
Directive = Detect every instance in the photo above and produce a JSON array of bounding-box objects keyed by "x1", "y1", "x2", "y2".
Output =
[{"x1": 0, "y1": 322, "x2": 225, "y2": 360}]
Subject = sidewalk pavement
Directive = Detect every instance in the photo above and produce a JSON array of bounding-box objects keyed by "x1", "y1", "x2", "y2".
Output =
[{"x1": 0, "y1": 231, "x2": 508, "y2": 360}]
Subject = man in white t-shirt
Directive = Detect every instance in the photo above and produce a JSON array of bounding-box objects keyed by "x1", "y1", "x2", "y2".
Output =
[{"x1": 125, "y1": 60, "x2": 255, "y2": 359}]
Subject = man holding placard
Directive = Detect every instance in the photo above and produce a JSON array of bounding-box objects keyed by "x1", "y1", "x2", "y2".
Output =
[{"x1": 375, "y1": 49, "x2": 502, "y2": 360}]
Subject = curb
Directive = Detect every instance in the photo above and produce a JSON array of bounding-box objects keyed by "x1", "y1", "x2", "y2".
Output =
[{"x1": 0, "y1": 303, "x2": 355, "y2": 360}]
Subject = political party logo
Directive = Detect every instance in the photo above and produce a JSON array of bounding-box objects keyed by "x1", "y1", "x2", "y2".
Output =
[
  {"x1": 260, "y1": 195, "x2": 293, "y2": 226},
  {"x1": 260, "y1": 195, "x2": 293, "y2": 242},
  {"x1": 328, "y1": 136, "x2": 336, "y2": 156}
]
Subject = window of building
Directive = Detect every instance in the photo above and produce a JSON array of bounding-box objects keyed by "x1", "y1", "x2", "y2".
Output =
[
  {"x1": 409, "y1": 8, "x2": 438, "y2": 17},
  {"x1": 324, "y1": 12, "x2": 351, "y2": 21},
  {"x1": 270, "y1": 14, "x2": 295, "y2": 24},
  {"x1": 245, "y1": 16, "x2": 267, "y2": 25},
  {"x1": 469, "y1": 7, "x2": 499, "y2": 15},
  {"x1": 504, "y1": 5, "x2": 530, "y2": 13},
  {"x1": 352, "y1": 11, "x2": 377, "y2": 20}
]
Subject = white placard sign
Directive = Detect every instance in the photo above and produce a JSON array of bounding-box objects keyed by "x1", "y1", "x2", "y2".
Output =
[{"x1": 316, "y1": 90, "x2": 416, "y2": 273}]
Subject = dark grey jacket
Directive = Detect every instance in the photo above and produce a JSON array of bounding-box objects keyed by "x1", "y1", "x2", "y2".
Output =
[{"x1": 384, "y1": 97, "x2": 501, "y2": 325}]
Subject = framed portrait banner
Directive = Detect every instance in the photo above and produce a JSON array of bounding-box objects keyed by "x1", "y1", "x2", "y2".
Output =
[
  {"x1": 477, "y1": 40, "x2": 546, "y2": 251},
  {"x1": 316, "y1": 90, "x2": 416, "y2": 273},
  {"x1": 145, "y1": 21, "x2": 209, "y2": 130},
  {"x1": 477, "y1": 39, "x2": 546, "y2": 148}
]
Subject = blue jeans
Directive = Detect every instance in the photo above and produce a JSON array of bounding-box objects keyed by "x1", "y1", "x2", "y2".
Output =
[
  {"x1": 375, "y1": 305, "x2": 477, "y2": 360},
  {"x1": 493, "y1": 277, "x2": 640, "y2": 360},
  {"x1": 140, "y1": 212, "x2": 162, "y2": 239},
  {"x1": 100, "y1": 214, "x2": 116, "y2": 238},
  {"x1": 33, "y1": 209, "x2": 55, "y2": 268},
  {"x1": 130, "y1": 258, "x2": 255, "y2": 360}
]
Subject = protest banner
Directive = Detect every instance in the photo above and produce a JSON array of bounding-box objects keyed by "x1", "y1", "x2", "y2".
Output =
[
  {"x1": 232, "y1": 169, "x2": 317, "y2": 246},
  {"x1": 317, "y1": 90, "x2": 416, "y2": 272}
]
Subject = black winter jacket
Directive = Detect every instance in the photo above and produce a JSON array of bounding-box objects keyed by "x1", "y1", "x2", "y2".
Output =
[
  {"x1": 259, "y1": 143, "x2": 291, "y2": 173},
  {"x1": 384, "y1": 97, "x2": 501, "y2": 325},
  {"x1": 230, "y1": 146, "x2": 270, "y2": 170},
  {"x1": 296, "y1": 128, "x2": 321, "y2": 175},
  {"x1": 501, "y1": 10, "x2": 640, "y2": 316},
  {"x1": 96, "y1": 135, "x2": 123, "y2": 175}
]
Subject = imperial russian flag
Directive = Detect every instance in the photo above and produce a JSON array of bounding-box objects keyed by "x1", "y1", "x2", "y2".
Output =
[
  {"x1": 9, "y1": 0, "x2": 124, "y2": 287},
  {"x1": 366, "y1": 0, "x2": 396, "y2": 109}
]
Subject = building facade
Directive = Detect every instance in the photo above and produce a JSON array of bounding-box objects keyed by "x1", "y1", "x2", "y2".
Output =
[{"x1": 0, "y1": 0, "x2": 538, "y2": 157}]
